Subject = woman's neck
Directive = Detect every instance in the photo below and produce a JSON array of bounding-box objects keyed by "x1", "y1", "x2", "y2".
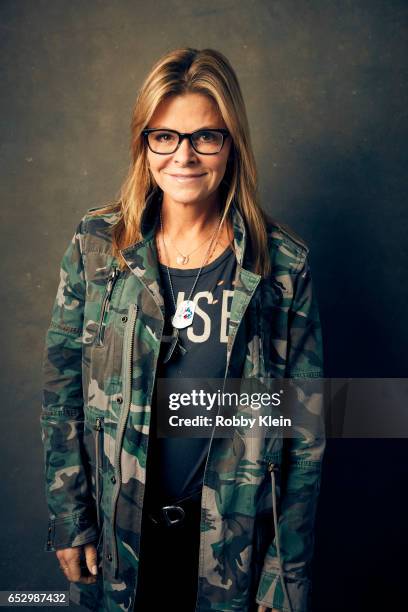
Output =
[
  {"x1": 159, "y1": 191, "x2": 222, "y2": 240},
  {"x1": 155, "y1": 190, "x2": 234, "y2": 268}
]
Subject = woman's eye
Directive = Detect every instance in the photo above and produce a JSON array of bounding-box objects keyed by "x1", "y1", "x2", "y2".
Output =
[
  {"x1": 153, "y1": 132, "x2": 176, "y2": 142},
  {"x1": 197, "y1": 131, "x2": 216, "y2": 142}
]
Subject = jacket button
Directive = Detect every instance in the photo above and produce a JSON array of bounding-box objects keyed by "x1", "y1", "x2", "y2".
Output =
[
  {"x1": 106, "y1": 553, "x2": 112, "y2": 562},
  {"x1": 116, "y1": 396, "x2": 123, "y2": 404},
  {"x1": 47, "y1": 540, "x2": 52, "y2": 546},
  {"x1": 111, "y1": 476, "x2": 116, "y2": 484},
  {"x1": 121, "y1": 315, "x2": 128, "y2": 323}
]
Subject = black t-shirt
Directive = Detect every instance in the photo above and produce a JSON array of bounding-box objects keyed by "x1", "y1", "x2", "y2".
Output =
[{"x1": 146, "y1": 244, "x2": 237, "y2": 505}]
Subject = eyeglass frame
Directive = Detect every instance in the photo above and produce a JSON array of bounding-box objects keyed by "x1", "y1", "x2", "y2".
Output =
[{"x1": 142, "y1": 128, "x2": 230, "y2": 155}]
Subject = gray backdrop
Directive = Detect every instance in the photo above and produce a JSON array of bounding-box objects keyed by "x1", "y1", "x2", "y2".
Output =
[{"x1": 1, "y1": 1, "x2": 407, "y2": 611}]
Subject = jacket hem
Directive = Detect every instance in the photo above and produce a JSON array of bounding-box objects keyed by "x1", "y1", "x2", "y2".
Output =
[{"x1": 256, "y1": 568, "x2": 310, "y2": 612}]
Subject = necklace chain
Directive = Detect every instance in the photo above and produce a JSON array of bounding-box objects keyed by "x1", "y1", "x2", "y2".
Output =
[
  {"x1": 165, "y1": 228, "x2": 215, "y2": 264},
  {"x1": 158, "y1": 205, "x2": 223, "y2": 317}
]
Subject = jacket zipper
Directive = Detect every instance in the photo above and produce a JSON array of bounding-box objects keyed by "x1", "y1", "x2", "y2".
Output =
[
  {"x1": 96, "y1": 267, "x2": 120, "y2": 346},
  {"x1": 110, "y1": 303, "x2": 139, "y2": 575},
  {"x1": 95, "y1": 416, "x2": 104, "y2": 531}
]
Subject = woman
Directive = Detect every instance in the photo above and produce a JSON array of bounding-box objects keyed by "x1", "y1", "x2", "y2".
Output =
[{"x1": 41, "y1": 48, "x2": 325, "y2": 612}]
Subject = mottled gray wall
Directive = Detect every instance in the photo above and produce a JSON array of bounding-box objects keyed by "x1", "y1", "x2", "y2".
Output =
[{"x1": 1, "y1": 1, "x2": 407, "y2": 610}]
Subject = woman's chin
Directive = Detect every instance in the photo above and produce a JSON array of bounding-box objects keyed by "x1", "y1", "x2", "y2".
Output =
[{"x1": 161, "y1": 186, "x2": 210, "y2": 204}]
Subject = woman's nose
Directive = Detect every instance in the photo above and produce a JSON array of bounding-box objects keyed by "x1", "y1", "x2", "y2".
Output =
[{"x1": 173, "y1": 136, "x2": 198, "y2": 163}]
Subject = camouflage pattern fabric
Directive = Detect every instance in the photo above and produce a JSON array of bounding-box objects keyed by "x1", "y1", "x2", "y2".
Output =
[{"x1": 40, "y1": 189, "x2": 325, "y2": 611}]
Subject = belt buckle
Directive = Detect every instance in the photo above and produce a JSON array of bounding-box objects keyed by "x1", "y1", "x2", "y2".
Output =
[{"x1": 161, "y1": 504, "x2": 185, "y2": 527}]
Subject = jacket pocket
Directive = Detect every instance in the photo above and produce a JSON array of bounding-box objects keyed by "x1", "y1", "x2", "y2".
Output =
[{"x1": 95, "y1": 266, "x2": 121, "y2": 346}]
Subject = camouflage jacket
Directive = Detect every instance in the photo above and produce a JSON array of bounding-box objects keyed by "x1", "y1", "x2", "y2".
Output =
[{"x1": 40, "y1": 189, "x2": 325, "y2": 612}]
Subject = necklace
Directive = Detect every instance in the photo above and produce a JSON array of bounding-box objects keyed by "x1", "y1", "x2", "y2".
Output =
[
  {"x1": 165, "y1": 231, "x2": 214, "y2": 265},
  {"x1": 159, "y1": 205, "x2": 223, "y2": 363}
]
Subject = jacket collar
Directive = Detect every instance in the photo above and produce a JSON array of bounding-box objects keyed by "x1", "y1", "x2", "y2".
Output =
[{"x1": 120, "y1": 188, "x2": 261, "y2": 317}]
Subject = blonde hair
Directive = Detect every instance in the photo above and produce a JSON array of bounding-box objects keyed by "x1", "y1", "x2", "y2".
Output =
[{"x1": 90, "y1": 47, "x2": 271, "y2": 277}]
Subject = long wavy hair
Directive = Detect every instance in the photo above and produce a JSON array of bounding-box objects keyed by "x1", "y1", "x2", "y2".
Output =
[{"x1": 89, "y1": 47, "x2": 271, "y2": 277}]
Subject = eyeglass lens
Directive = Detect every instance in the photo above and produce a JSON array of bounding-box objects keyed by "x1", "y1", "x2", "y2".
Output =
[{"x1": 147, "y1": 130, "x2": 224, "y2": 154}]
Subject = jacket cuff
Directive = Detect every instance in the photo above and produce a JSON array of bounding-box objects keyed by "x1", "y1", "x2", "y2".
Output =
[
  {"x1": 44, "y1": 510, "x2": 98, "y2": 552},
  {"x1": 255, "y1": 561, "x2": 310, "y2": 612}
]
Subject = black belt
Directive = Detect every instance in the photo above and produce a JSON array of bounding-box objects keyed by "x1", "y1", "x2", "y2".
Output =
[{"x1": 146, "y1": 489, "x2": 202, "y2": 529}]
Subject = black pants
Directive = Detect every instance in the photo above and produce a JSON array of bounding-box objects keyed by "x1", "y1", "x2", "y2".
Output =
[{"x1": 134, "y1": 497, "x2": 201, "y2": 612}]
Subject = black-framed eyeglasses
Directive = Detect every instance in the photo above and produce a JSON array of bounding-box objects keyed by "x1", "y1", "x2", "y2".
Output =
[{"x1": 142, "y1": 128, "x2": 230, "y2": 155}]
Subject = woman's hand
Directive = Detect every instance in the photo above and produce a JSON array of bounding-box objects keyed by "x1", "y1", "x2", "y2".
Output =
[{"x1": 56, "y1": 543, "x2": 98, "y2": 584}]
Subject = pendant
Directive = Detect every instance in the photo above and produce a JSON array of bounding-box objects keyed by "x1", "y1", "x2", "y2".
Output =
[
  {"x1": 163, "y1": 328, "x2": 187, "y2": 364},
  {"x1": 176, "y1": 254, "x2": 189, "y2": 265},
  {"x1": 172, "y1": 300, "x2": 195, "y2": 329}
]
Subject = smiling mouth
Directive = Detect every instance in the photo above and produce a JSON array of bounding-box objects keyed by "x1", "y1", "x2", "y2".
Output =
[{"x1": 167, "y1": 173, "x2": 206, "y2": 180}]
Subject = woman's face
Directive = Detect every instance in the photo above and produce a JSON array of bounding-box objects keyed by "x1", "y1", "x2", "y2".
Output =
[{"x1": 146, "y1": 93, "x2": 232, "y2": 206}]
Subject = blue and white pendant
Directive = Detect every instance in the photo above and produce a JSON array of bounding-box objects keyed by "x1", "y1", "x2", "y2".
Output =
[{"x1": 171, "y1": 299, "x2": 195, "y2": 329}]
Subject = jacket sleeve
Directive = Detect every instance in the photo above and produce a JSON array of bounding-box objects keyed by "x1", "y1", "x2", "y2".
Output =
[
  {"x1": 256, "y1": 251, "x2": 326, "y2": 612},
  {"x1": 40, "y1": 218, "x2": 98, "y2": 552}
]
